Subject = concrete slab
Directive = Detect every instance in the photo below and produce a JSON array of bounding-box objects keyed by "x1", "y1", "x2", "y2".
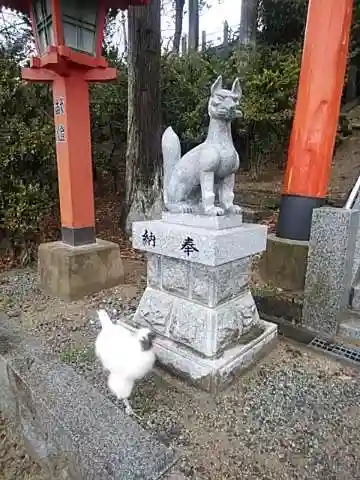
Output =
[
  {"x1": 303, "y1": 207, "x2": 360, "y2": 337},
  {"x1": 350, "y1": 283, "x2": 360, "y2": 312},
  {"x1": 339, "y1": 310, "x2": 360, "y2": 342}
]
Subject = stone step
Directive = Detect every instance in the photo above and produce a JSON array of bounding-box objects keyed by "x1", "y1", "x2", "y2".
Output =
[
  {"x1": 338, "y1": 309, "x2": 360, "y2": 344},
  {"x1": 234, "y1": 190, "x2": 279, "y2": 210},
  {"x1": 241, "y1": 206, "x2": 271, "y2": 223},
  {"x1": 350, "y1": 284, "x2": 360, "y2": 312}
]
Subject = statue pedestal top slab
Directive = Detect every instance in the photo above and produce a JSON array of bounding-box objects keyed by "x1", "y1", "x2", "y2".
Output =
[
  {"x1": 162, "y1": 211, "x2": 243, "y2": 230},
  {"x1": 132, "y1": 215, "x2": 267, "y2": 267}
]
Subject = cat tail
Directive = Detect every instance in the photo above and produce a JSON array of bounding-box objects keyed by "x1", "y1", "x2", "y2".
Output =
[{"x1": 162, "y1": 127, "x2": 181, "y2": 207}]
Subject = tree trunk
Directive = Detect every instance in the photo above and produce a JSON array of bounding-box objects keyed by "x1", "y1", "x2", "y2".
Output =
[
  {"x1": 239, "y1": 0, "x2": 259, "y2": 47},
  {"x1": 120, "y1": 12, "x2": 128, "y2": 55},
  {"x1": 173, "y1": 0, "x2": 186, "y2": 54},
  {"x1": 188, "y1": 0, "x2": 199, "y2": 52},
  {"x1": 124, "y1": 0, "x2": 162, "y2": 233}
]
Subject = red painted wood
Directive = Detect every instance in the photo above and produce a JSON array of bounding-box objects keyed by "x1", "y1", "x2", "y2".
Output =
[
  {"x1": 282, "y1": 0, "x2": 353, "y2": 198},
  {"x1": 96, "y1": 0, "x2": 107, "y2": 57},
  {"x1": 0, "y1": 0, "x2": 150, "y2": 14},
  {"x1": 51, "y1": 0, "x2": 64, "y2": 46}
]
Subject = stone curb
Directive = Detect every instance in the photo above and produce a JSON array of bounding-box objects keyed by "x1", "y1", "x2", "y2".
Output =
[{"x1": 0, "y1": 313, "x2": 181, "y2": 480}]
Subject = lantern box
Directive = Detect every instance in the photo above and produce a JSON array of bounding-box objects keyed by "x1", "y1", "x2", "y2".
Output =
[{"x1": 1, "y1": 0, "x2": 150, "y2": 66}]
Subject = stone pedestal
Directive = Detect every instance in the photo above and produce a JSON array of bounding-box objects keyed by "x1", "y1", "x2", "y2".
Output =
[
  {"x1": 302, "y1": 207, "x2": 360, "y2": 337},
  {"x1": 121, "y1": 213, "x2": 277, "y2": 392},
  {"x1": 38, "y1": 239, "x2": 124, "y2": 301}
]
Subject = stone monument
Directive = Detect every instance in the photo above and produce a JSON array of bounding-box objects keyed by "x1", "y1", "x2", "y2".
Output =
[{"x1": 121, "y1": 76, "x2": 277, "y2": 392}]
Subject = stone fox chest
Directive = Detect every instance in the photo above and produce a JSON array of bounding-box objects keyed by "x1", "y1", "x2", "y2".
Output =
[{"x1": 209, "y1": 143, "x2": 239, "y2": 180}]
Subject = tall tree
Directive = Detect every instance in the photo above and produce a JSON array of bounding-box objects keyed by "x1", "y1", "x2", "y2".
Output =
[
  {"x1": 257, "y1": 0, "x2": 307, "y2": 46},
  {"x1": 172, "y1": 0, "x2": 185, "y2": 54},
  {"x1": 239, "y1": 0, "x2": 259, "y2": 47},
  {"x1": 102, "y1": 10, "x2": 120, "y2": 59},
  {"x1": 0, "y1": 11, "x2": 33, "y2": 60},
  {"x1": 125, "y1": 0, "x2": 162, "y2": 230},
  {"x1": 188, "y1": 0, "x2": 199, "y2": 51},
  {"x1": 171, "y1": 0, "x2": 209, "y2": 55}
]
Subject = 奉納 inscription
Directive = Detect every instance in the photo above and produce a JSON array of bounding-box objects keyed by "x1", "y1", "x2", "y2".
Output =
[
  {"x1": 142, "y1": 229, "x2": 156, "y2": 247},
  {"x1": 181, "y1": 237, "x2": 199, "y2": 256}
]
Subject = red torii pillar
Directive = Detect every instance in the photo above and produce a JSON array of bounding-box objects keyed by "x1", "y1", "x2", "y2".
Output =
[{"x1": 276, "y1": 0, "x2": 353, "y2": 241}]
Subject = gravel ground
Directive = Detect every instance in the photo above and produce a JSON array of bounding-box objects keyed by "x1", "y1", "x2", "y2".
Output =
[
  {"x1": 1, "y1": 267, "x2": 360, "y2": 480},
  {"x1": 0, "y1": 413, "x2": 47, "y2": 480}
]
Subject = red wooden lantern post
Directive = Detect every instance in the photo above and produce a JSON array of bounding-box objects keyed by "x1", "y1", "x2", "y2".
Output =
[
  {"x1": 1, "y1": 0, "x2": 150, "y2": 299},
  {"x1": 2, "y1": 0, "x2": 148, "y2": 245}
]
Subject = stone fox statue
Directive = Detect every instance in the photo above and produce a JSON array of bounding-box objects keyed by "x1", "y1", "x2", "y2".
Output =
[{"x1": 162, "y1": 76, "x2": 242, "y2": 216}]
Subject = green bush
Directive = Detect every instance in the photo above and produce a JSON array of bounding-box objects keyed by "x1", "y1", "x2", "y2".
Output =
[
  {"x1": 161, "y1": 52, "x2": 224, "y2": 143},
  {"x1": 0, "y1": 56, "x2": 56, "y2": 258},
  {"x1": 239, "y1": 46, "x2": 301, "y2": 176},
  {"x1": 90, "y1": 58, "x2": 128, "y2": 191}
]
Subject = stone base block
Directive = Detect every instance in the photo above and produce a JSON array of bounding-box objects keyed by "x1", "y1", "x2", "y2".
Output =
[
  {"x1": 118, "y1": 318, "x2": 277, "y2": 393},
  {"x1": 350, "y1": 283, "x2": 360, "y2": 312},
  {"x1": 130, "y1": 213, "x2": 276, "y2": 391},
  {"x1": 133, "y1": 287, "x2": 260, "y2": 358},
  {"x1": 38, "y1": 239, "x2": 124, "y2": 301},
  {"x1": 259, "y1": 234, "x2": 309, "y2": 291},
  {"x1": 338, "y1": 311, "x2": 360, "y2": 343},
  {"x1": 147, "y1": 254, "x2": 251, "y2": 308}
]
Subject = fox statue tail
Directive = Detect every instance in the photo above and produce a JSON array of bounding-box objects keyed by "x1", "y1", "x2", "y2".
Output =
[{"x1": 162, "y1": 127, "x2": 181, "y2": 207}]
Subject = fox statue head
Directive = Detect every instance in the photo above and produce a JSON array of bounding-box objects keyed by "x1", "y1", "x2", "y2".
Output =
[{"x1": 208, "y1": 76, "x2": 242, "y2": 121}]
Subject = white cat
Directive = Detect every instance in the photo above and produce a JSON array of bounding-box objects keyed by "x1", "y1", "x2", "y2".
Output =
[{"x1": 95, "y1": 309, "x2": 156, "y2": 418}]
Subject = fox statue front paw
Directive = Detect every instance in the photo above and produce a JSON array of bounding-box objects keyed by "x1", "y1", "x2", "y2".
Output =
[
  {"x1": 178, "y1": 204, "x2": 193, "y2": 213},
  {"x1": 204, "y1": 205, "x2": 225, "y2": 216},
  {"x1": 166, "y1": 202, "x2": 193, "y2": 214},
  {"x1": 226, "y1": 204, "x2": 242, "y2": 215}
]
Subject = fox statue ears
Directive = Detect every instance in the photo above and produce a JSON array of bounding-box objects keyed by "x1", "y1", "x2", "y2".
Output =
[
  {"x1": 231, "y1": 78, "x2": 242, "y2": 98},
  {"x1": 211, "y1": 75, "x2": 223, "y2": 94},
  {"x1": 210, "y1": 76, "x2": 242, "y2": 98}
]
